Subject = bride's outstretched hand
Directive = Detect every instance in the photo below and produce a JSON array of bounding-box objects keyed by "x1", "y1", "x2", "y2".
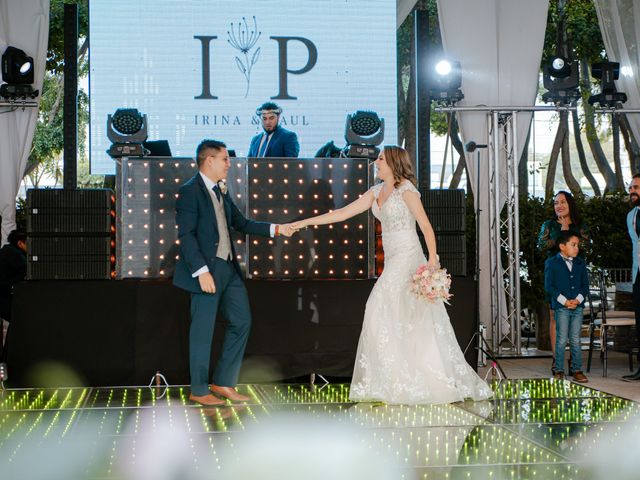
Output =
[
  {"x1": 428, "y1": 255, "x2": 440, "y2": 269},
  {"x1": 290, "y1": 220, "x2": 308, "y2": 232}
]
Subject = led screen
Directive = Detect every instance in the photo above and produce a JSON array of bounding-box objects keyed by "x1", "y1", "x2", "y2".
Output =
[{"x1": 89, "y1": 0, "x2": 398, "y2": 173}]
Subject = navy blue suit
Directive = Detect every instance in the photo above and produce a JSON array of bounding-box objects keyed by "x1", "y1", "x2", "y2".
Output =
[
  {"x1": 173, "y1": 173, "x2": 271, "y2": 395},
  {"x1": 544, "y1": 254, "x2": 589, "y2": 311},
  {"x1": 545, "y1": 253, "x2": 589, "y2": 374},
  {"x1": 248, "y1": 125, "x2": 299, "y2": 157}
]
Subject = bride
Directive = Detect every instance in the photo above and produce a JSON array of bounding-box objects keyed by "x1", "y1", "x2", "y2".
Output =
[{"x1": 292, "y1": 146, "x2": 492, "y2": 404}]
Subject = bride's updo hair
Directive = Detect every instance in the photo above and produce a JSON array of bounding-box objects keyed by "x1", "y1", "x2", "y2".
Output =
[{"x1": 383, "y1": 145, "x2": 417, "y2": 188}]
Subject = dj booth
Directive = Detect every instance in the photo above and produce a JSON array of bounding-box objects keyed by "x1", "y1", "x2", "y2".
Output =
[{"x1": 8, "y1": 157, "x2": 476, "y2": 386}]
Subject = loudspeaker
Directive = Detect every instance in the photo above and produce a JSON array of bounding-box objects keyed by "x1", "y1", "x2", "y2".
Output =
[
  {"x1": 26, "y1": 189, "x2": 115, "y2": 280},
  {"x1": 422, "y1": 189, "x2": 466, "y2": 232},
  {"x1": 417, "y1": 232, "x2": 466, "y2": 276},
  {"x1": 27, "y1": 189, "x2": 114, "y2": 234},
  {"x1": 27, "y1": 236, "x2": 113, "y2": 280},
  {"x1": 374, "y1": 189, "x2": 468, "y2": 277},
  {"x1": 422, "y1": 189, "x2": 467, "y2": 276}
]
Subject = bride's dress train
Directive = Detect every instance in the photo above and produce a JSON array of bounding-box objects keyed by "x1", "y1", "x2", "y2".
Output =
[{"x1": 349, "y1": 181, "x2": 493, "y2": 404}]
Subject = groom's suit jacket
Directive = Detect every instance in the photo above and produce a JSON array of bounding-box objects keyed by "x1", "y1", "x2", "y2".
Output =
[{"x1": 173, "y1": 173, "x2": 270, "y2": 293}]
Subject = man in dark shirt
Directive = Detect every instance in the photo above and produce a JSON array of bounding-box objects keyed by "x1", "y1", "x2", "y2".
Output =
[{"x1": 0, "y1": 230, "x2": 27, "y2": 322}]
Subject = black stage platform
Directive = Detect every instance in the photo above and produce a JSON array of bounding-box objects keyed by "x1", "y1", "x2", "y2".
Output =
[{"x1": 6, "y1": 277, "x2": 477, "y2": 386}]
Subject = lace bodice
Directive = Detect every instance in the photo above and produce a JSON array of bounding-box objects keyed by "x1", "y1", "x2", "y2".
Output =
[{"x1": 371, "y1": 181, "x2": 420, "y2": 233}]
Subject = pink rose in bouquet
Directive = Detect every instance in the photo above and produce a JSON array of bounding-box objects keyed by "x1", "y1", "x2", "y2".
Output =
[{"x1": 410, "y1": 264, "x2": 452, "y2": 304}]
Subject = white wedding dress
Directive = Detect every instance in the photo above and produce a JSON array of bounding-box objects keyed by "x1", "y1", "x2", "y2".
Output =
[{"x1": 349, "y1": 181, "x2": 493, "y2": 405}]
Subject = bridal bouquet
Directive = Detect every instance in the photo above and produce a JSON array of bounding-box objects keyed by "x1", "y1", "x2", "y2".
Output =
[{"x1": 410, "y1": 264, "x2": 452, "y2": 304}]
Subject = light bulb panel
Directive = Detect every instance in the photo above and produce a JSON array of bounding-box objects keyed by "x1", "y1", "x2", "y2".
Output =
[{"x1": 116, "y1": 157, "x2": 370, "y2": 279}]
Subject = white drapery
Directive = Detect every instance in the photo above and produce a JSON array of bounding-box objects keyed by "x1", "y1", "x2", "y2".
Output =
[
  {"x1": 397, "y1": 0, "x2": 418, "y2": 28},
  {"x1": 436, "y1": 0, "x2": 549, "y2": 339},
  {"x1": 594, "y1": 0, "x2": 640, "y2": 153},
  {"x1": 0, "y1": 0, "x2": 49, "y2": 245}
]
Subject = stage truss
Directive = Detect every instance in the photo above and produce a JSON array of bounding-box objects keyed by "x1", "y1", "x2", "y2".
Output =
[{"x1": 436, "y1": 105, "x2": 577, "y2": 356}]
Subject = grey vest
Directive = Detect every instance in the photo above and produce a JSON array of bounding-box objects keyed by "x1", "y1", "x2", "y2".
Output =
[{"x1": 210, "y1": 188, "x2": 232, "y2": 261}]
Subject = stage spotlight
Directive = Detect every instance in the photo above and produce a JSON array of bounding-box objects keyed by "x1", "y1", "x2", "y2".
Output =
[
  {"x1": 588, "y1": 62, "x2": 628, "y2": 108},
  {"x1": 435, "y1": 60, "x2": 452, "y2": 76},
  {"x1": 0, "y1": 46, "x2": 39, "y2": 100},
  {"x1": 343, "y1": 110, "x2": 384, "y2": 159},
  {"x1": 106, "y1": 108, "x2": 149, "y2": 158},
  {"x1": 541, "y1": 56, "x2": 580, "y2": 105},
  {"x1": 2, "y1": 47, "x2": 34, "y2": 83},
  {"x1": 429, "y1": 58, "x2": 463, "y2": 104}
]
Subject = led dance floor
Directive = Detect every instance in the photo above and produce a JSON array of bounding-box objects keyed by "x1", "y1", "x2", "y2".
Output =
[{"x1": 0, "y1": 379, "x2": 638, "y2": 479}]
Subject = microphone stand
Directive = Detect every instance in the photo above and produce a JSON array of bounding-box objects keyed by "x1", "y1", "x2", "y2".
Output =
[{"x1": 462, "y1": 141, "x2": 506, "y2": 380}]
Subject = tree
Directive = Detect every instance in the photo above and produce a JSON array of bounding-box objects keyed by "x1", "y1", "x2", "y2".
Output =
[
  {"x1": 26, "y1": 0, "x2": 97, "y2": 188},
  {"x1": 397, "y1": 0, "x2": 454, "y2": 176},
  {"x1": 542, "y1": 0, "x2": 630, "y2": 196}
]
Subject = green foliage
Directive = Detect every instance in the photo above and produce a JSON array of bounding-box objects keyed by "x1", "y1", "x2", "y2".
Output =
[
  {"x1": 564, "y1": 0, "x2": 607, "y2": 63},
  {"x1": 397, "y1": 1, "x2": 446, "y2": 139},
  {"x1": 27, "y1": 74, "x2": 64, "y2": 186},
  {"x1": 543, "y1": 0, "x2": 605, "y2": 63},
  {"x1": 47, "y1": 0, "x2": 89, "y2": 74},
  {"x1": 518, "y1": 196, "x2": 548, "y2": 312},
  {"x1": 430, "y1": 108, "x2": 452, "y2": 137},
  {"x1": 27, "y1": 0, "x2": 91, "y2": 188},
  {"x1": 577, "y1": 192, "x2": 632, "y2": 268},
  {"x1": 15, "y1": 198, "x2": 27, "y2": 231}
]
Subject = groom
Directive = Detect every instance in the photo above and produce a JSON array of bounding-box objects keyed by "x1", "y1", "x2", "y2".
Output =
[{"x1": 174, "y1": 139, "x2": 294, "y2": 405}]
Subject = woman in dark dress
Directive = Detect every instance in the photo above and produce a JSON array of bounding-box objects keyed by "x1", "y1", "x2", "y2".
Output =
[{"x1": 537, "y1": 191, "x2": 591, "y2": 368}]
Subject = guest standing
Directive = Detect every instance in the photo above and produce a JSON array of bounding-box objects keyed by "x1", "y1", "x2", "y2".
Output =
[
  {"x1": 544, "y1": 231, "x2": 589, "y2": 382},
  {"x1": 624, "y1": 174, "x2": 640, "y2": 381},
  {"x1": 537, "y1": 191, "x2": 590, "y2": 368}
]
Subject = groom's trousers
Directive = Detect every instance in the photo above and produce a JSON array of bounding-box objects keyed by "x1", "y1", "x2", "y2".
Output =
[{"x1": 189, "y1": 258, "x2": 252, "y2": 396}]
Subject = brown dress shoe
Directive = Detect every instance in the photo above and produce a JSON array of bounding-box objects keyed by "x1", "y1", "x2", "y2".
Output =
[
  {"x1": 210, "y1": 384, "x2": 250, "y2": 402},
  {"x1": 553, "y1": 371, "x2": 565, "y2": 381},
  {"x1": 572, "y1": 371, "x2": 588, "y2": 383},
  {"x1": 189, "y1": 393, "x2": 226, "y2": 406}
]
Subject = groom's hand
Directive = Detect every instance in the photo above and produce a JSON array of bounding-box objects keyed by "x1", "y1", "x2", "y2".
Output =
[
  {"x1": 198, "y1": 271, "x2": 216, "y2": 294},
  {"x1": 278, "y1": 223, "x2": 296, "y2": 237}
]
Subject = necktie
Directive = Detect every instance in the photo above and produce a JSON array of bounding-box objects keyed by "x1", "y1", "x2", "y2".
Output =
[
  {"x1": 635, "y1": 209, "x2": 640, "y2": 236},
  {"x1": 212, "y1": 185, "x2": 221, "y2": 201},
  {"x1": 258, "y1": 133, "x2": 269, "y2": 157}
]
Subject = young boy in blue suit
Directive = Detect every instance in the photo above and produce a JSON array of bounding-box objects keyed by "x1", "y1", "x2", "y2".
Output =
[{"x1": 544, "y1": 231, "x2": 589, "y2": 382}]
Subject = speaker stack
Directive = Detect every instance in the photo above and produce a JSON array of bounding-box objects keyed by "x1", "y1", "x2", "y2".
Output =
[
  {"x1": 421, "y1": 189, "x2": 467, "y2": 276},
  {"x1": 374, "y1": 188, "x2": 467, "y2": 277},
  {"x1": 26, "y1": 189, "x2": 116, "y2": 280}
]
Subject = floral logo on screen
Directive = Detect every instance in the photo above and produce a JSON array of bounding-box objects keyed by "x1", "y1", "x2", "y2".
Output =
[{"x1": 227, "y1": 16, "x2": 261, "y2": 98}]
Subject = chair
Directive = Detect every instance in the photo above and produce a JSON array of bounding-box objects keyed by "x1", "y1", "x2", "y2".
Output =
[{"x1": 586, "y1": 269, "x2": 635, "y2": 376}]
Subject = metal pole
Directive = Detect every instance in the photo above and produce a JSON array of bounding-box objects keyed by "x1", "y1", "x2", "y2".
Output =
[
  {"x1": 0, "y1": 101, "x2": 39, "y2": 108},
  {"x1": 415, "y1": 9, "x2": 430, "y2": 190},
  {"x1": 63, "y1": 3, "x2": 78, "y2": 190},
  {"x1": 492, "y1": 110, "x2": 502, "y2": 351},
  {"x1": 512, "y1": 112, "x2": 522, "y2": 354},
  {"x1": 505, "y1": 115, "x2": 515, "y2": 351},
  {"x1": 435, "y1": 106, "x2": 578, "y2": 113}
]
